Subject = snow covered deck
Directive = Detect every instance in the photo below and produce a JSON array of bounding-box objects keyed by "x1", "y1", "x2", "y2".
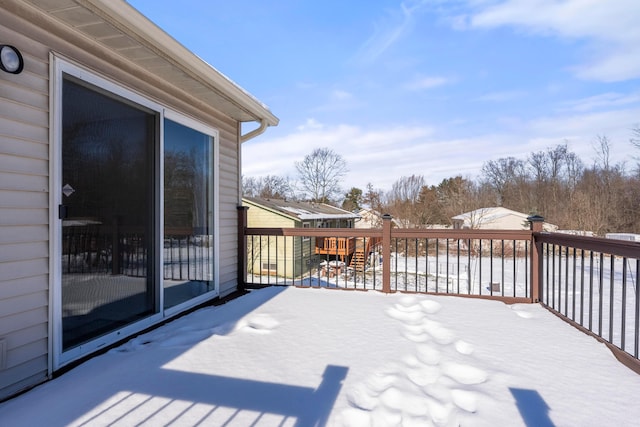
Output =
[
  {"x1": 243, "y1": 212, "x2": 640, "y2": 375},
  {"x1": 0, "y1": 286, "x2": 638, "y2": 426}
]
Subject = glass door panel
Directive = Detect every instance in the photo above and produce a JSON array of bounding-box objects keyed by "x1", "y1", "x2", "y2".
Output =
[
  {"x1": 61, "y1": 77, "x2": 157, "y2": 350},
  {"x1": 163, "y1": 119, "x2": 215, "y2": 308}
]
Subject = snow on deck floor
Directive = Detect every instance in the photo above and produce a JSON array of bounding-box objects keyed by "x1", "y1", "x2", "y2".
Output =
[{"x1": 1, "y1": 286, "x2": 639, "y2": 426}]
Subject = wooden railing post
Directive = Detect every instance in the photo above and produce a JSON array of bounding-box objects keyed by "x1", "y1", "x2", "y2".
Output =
[
  {"x1": 528, "y1": 215, "x2": 544, "y2": 303},
  {"x1": 382, "y1": 214, "x2": 393, "y2": 293},
  {"x1": 237, "y1": 206, "x2": 249, "y2": 292}
]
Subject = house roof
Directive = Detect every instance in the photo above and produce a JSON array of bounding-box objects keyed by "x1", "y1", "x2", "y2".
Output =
[
  {"x1": 243, "y1": 197, "x2": 360, "y2": 221},
  {"x1": 17, "y1": 0, "x2": 278, "y2": 128},
  {"x1": 451, "y1": 207, "x2": 557, "y2": 231},
  {"x1": 451, "y1": 207, "x2": 530, "y2": 223},
  {"x1": 356, "y1": 208, "x2": 402, "y2": 227}
]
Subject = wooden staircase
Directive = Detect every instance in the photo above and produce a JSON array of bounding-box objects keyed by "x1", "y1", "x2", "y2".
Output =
[
  {"x1": 349, "y1": 247, "x2": 366, "y2": 270},
  {"x1": 349, "y1": 237, "x2": 380, "y2": 271}
]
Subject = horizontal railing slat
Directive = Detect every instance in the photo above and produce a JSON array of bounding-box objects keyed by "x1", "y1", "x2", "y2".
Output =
[
  {"x1": 536, "y1": 232, "x2": 640, "y2": 258},
  {"x1": 246, "y1": 227, "x2": 383, "y2": 238}
]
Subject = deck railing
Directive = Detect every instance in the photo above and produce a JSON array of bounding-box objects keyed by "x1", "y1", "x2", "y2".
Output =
[
  {"x1": 536, "y1": 232, "x2": 640, "y2": 368},
  {"x1": 239, "y1": 208, "x2": 640, "y2": 371}
]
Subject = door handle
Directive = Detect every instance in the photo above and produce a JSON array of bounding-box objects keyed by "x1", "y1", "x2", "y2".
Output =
[{"x1": 58, "y1": 205, "x2": 68, "y2": 220}]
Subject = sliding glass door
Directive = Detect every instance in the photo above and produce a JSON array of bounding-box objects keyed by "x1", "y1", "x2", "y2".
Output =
[
  {"x1": 163, "y1": 119, "x2": 215, "y2": 308},
  {"x1": 54, "y1": 60, "x2": 219, "y2": 365},
  {"x1": 60, "y1": 76, "x2": 158, "y2": 350}
]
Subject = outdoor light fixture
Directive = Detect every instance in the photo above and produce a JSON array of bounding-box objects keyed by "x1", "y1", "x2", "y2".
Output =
[{"x1": 0, "y1": 45, "x2": 24, "y2": 74}]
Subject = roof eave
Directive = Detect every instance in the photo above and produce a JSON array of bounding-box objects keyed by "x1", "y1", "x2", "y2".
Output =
[{"x1": 85, "y1": 0, "x2": 279, "y2": 126}]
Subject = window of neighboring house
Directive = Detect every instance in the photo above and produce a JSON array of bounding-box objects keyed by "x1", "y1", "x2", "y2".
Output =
[
  {"x1": 262, "y1": 262, "x2": 277, "y2": 274},
  {"x1": 302, "y1": 222, "x2": 310, "y2": 241}
]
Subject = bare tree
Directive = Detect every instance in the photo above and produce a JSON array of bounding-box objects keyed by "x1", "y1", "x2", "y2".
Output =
[
  {"x1": 387, "y1": 174, "x2": 424, "y2": 204},
  {"x1": 295, "y1": 147, "x2": 348, "y2": 203},
  {"x1": 481, "y1": 157, "x2": 527, "y2": 206},
  {"x1": 593, "y1": 134, "x2": 612, "y2": 172},
  {"x1": 242, "y1": 175, "x2": 294, "y2": 199},
  {"x1": 564, "y1": 151, "x2": 583, "y2": 192},
  {"x1": 630, "y1": 125, "x2": 640, "y2": 174},
  {"x1": 632, "y1": 125, "x2": 640, "y2": 150},
  {"x1": 385, "y1": 175, "x2": 426, "y2": 227},
  {"x1": 259, "y1": 175, "x2": 293, "y2": 199},
  {"x1": 547, "y1": 143, "x2": 569, "y2": 180},
  {"x1": 436, "y1": 176, "x2": 481, "y2": 222},
  {"x1": 242, "y1": 176, "x2": 260, "y2": 197}
]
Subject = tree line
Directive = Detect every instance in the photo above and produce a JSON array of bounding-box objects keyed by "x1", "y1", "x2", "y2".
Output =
[{"x1": 243, "y1": 133, "x2": 640, "y2": 235}]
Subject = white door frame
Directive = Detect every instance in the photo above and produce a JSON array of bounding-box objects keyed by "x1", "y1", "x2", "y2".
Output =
[{"x1": 49, "y1": 55, "x2": 220, "y2": 371}]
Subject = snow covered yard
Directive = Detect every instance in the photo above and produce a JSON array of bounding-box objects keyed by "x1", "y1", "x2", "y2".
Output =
[{"x1": 1, "y1": 286, "x2": 639, "y2": 426}]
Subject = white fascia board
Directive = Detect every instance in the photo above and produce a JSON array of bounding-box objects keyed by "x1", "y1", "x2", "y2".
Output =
[
  {"x1": 297, "y1": 214, "x2": 361, "y2": 220},
  {"x1": 84, "y1": 0, "x2": 279, "y2": 126}
]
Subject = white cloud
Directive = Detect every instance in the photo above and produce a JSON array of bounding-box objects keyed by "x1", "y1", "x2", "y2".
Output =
[
  {"x1": 296, "y1": 118, "x2": 324, "y2": 131},
  {"x1": 243, "y1": 122, "x2": 435, "y2": 191},
  {"x1": 245, "y1": 104, "x2": 640, "y2": 194},
  {"x1": 523, "y1": 107, "x2": 640, "y2": 168},
  {"x1": 558, "y1": 92, "x2": 640, "y2": 113},
  {"x1": 528, "y1": 107, "x2": 640, "y2": 137},
  {"x1": 311, "y1": 89, "x2": 362, "y2": 113},
  {"x1": 474, "y1": 90, "x2": 526, "y2": 102},
  {"x1": 573, "y1": 45, "x2": 640, "y2": 82},
  {"x1": 244, "y1": 119, "x2": 537, "y2": 191},
  {"x1": 357, "y1": 0, "x2": 431, "y2": 62},
  {"x1": 330, "y1": 90, "x2": 354, "y2": 101},
  {"x1": 462, "y1": 0, "x2": 640, "y2": 81},
  {"x1": 404, "y1": 75, "x2": 454, "y2": 90}
]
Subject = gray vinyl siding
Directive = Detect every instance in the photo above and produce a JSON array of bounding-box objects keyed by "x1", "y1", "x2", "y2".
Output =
[
  {"x1": 0, "y1": 13, "x2": 51, "y2": 400},
  {"x1": 0, "y1": 3, "x2": 243, "y2": 400},
  {"x1": 218, "y1": 126, "x2": 241, "y2": 296}
]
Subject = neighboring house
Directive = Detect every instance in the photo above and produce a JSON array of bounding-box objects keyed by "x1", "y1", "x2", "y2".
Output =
[
  {"x1": 359, "y1": 209, "x2": 447, "y2": 230},
  {"x1": 243, "y1": 197, "x2": 360, "y2": 278},
  {"x1": 355, "y1": 208, "x2": 402, "y2": 229},
  {"x1": 0, "y1": 0, "x2": 278, "y2": 401},
  {"x1": 557, "y1": 230, "x2": 595, "y2": 237},
  {"x1": 452, "y1": 207, "x2": 557, "y2": 231},
  {"x1": 606, "y1": 233, "x2": 640, "y2": 242}
]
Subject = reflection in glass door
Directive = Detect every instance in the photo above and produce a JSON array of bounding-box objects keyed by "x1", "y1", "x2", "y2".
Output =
[
  {"x1": 60, "y1": 77, "x2": 157, "y2": 350},
  {"x1": 163, "y1": 119, "x2": 215, "y2": 308}
]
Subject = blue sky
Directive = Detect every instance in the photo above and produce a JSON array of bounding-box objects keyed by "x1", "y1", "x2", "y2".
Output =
[{"x1": 129, "y1": 0, "x2": 640, "y2": 191}]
